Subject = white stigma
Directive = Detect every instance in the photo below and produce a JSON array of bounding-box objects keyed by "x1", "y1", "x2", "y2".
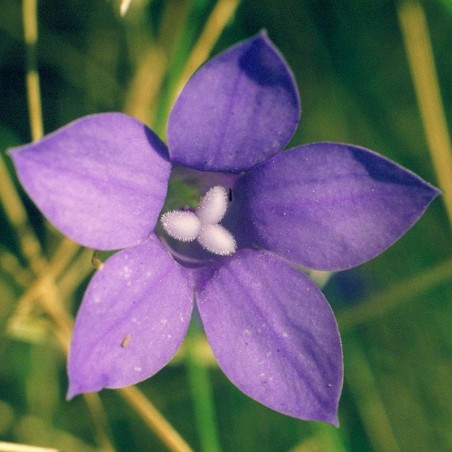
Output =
[
  {"x1": 198, "y1": 224, "x2": 236, "y2": 256},
  {"x1": 196, "y1": 186, "x2": 228, "y2": 224},
  {"x1": 161, "y1": 211, "x2": 201, "y2": 242},
  {"x1": 161, "y1": 185, "x2": 236, "y2": 256}
]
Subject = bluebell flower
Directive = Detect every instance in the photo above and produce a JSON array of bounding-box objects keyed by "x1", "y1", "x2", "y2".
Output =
[{"x1": 9, "y1": 33, "x2": 439, "y2": 425}]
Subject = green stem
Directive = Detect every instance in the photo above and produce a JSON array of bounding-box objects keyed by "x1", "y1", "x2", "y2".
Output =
[
  {"x1": 343, "y1": 338, "x2": 400, "y2": 452},
  {"x1": 22, "y1": 0, "x2": 44, "y2": 141},
  {"x1": 186, "y1": 320, "x2": 222, "y2": 452}
]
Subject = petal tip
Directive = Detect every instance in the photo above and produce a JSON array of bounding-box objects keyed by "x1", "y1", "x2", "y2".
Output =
[
  {"x1": 8, "y1": 143, "x2": 27, "y2": 166},
  {"x1": 430, "y1": 184, "x2": 442, "y2": 198},
  {"x1": 329, "y1": 415, "x2": 340, "y2": 428},
  {"x1": 67, "y1": 368, "x2": 106, "y2": 400},
  {"x1": 66, "y1": 383, "x2": 86, "y2": 401},
  {"x1": 7, "y1": 145, "x2": 18, "y2": 158}
]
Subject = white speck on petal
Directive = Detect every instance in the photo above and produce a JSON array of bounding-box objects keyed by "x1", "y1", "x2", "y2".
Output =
[
  {"x1": 197, "y1": 224, "x2": 236, "y2": 256},
  {"x1": 134, "y1": 366, "x2": 142, "y2": 372},
  {"x1": 196, "y1": 186, "x2": 228, "y2": 224},
  {"x1": 161, "y1": 211, "x2": 201, "y2": 242},
  {"x1": 123, "y1": 266, "x2": 131, "y2": 278},
  {"x1": 160, "y1": 318, "x2": 167, "y2": 325}
]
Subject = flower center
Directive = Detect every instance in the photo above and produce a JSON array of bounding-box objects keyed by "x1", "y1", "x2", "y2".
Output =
[{"x1": 160, "y1": 186, "x2": 237, "y2": 256}]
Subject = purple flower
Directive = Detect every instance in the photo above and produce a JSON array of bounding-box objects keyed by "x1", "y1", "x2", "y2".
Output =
[{"x1": 9, "y1": 33, "x2": 439, "y2": 426}]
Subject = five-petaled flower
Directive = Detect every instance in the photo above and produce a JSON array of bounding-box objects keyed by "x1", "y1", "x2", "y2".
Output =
[{"x1": 9, "y1": 32, "x2": 439, "y2": 426}]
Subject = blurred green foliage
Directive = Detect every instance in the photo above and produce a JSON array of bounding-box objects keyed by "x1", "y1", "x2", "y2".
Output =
[{"x1": 0, "y1": 0, "x2": 451, "y2": 451}]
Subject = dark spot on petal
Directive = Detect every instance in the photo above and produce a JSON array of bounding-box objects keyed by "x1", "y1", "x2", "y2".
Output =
[{"x1": 121, "y1": 335, "x2": 131, "y2": 347}]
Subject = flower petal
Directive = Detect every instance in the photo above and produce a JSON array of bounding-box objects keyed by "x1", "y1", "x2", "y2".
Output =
[
  {"x1": 9, "y1": 113, "x2": 170, "y2": 250},
  {"x1": 236, "y1": 143, "x2": 440, "y2": 270},
  {"x1": 196, "y1": 249, "x2": 343, "y2": 425},
  {"x1": 67, "y1": 235, "x2": 193, "y2": 397},
  {"x1": 168, "y1": 32, "x2": 300, "y2": 172}
]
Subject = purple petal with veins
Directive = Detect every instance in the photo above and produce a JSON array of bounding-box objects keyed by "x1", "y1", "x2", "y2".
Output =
[
  {"x1": 10, "y1": 113, "x2": 170, "y2": 250},
  {"x1": 168, "y1": 32, "x2": 300, "y2": 172},
  {"x1": 68, "y1": 235, "x2": 193, "y2": 398},
  {"x1": 196, "y1": 249, "x2": 343, "y2": 425},
  {"x1": 235, "y1": 142, "x2": 440, "y2": 270}
]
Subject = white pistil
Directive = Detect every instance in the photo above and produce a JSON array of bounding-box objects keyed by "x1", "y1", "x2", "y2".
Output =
[
  {"x1": 161, "y1": 185, "x2": 237, "y2": 256},
  {"x1": 196, "y1": 186, "x2": 228, "y2": 224},
  {"x1": 161, "y1": 211, "x2": 201, "y2": 242},
  {"x1": 198, "y1": 224, "x2": 236, "y2": 256}
]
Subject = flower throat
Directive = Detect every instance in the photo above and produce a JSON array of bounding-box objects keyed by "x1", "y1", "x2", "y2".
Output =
[{"x1": 161, "y1": 185, "x2": 236, "y2": 256}]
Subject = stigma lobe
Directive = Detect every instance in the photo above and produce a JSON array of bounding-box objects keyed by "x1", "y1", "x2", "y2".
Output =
[{"x1": 161, "y1": 185, "x2": 236, "y2": 256}]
